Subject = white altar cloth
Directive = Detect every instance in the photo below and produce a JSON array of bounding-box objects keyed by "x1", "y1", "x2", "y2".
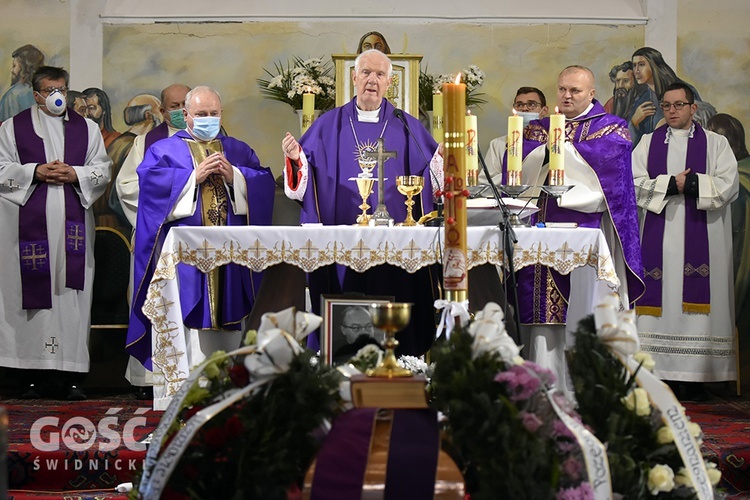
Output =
[{"x1": 144, "y1": 225, "x2": 618, "y2": 409}]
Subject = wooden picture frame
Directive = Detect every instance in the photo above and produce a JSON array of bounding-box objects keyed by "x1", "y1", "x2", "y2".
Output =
[
  {"x1": 321, "y1": 294, "x2": 394, "y2": 366},
  {"x1": 332, "y1": 53, "x2": 423, "y2": 117}
]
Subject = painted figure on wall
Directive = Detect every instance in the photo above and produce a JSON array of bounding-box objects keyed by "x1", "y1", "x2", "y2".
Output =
[
  {"x1": 603, "y1": 61, "x2": 636, "y2": 120},
  {"x1": 628, "y1": 46, "x2": 705, "y2": 146},
  {"x1": 66, "y1": 90, "x2": 87, "y2": 117},
  {"x1": 0, "y1": 44, "x2": 45, "y2": 122},
  {"x1": 706, "y1": 113, "x2": 750, "y2": 335},
  {"x1": 83, "y1": 87, "x2": 121, "y2": 148},
  {"x1": 356, "y1": 31, "x2": 391, "y2": 54},
  {"x1": 106, "y1": 93, "x2": 162, "y2": 234}
]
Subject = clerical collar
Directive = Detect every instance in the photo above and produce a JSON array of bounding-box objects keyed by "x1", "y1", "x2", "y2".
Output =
[
  {"x1": 356, "y1": 106, "x2": 381, "y2": 123},
  {"x1": 665, "y1": 122, "x2": 695, "y2": 143},
  {"x1": 571, "y1": 102, "x2": 595, "y2": 120}
]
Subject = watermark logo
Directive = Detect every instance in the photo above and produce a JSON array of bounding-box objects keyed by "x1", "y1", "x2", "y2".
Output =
[{"x1": 30, "y1": 407, "x2": 150, "y2": 452}]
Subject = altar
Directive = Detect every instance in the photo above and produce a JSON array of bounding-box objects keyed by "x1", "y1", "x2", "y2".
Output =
[{"x1": 143, "y1": 224, "x2": 619, "y2": 409}]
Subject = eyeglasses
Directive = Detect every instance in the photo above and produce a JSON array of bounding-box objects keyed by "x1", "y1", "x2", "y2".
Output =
[
  {"x1": 37, "y1": 86, "x2": 67, "y2": 96},
  {"x1": 659, "y1": 101, "x2": 693, "y2": 111},
  {"x1": 514, "y1": 101, "x2": 541, "y2": 111},
  {"x1": 342, "y1": 324, "x2": 374, "y2": 333}
]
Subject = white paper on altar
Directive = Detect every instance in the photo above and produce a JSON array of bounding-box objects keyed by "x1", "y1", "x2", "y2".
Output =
[{"x1": 467, "y1": 197, "x2": 539, "y2": 226}]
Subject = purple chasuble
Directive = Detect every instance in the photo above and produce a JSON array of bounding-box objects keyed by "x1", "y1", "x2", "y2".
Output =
[
  {"x1": 506, "y1": 101, "x2": 644, "y2": 323},
  {"x1": 298, "y1": 98, "x2": 437, "y2": 225},
  {"x1": 125, "y1": 131, "x2": 275, "y2": 368},
  {"x1": 13, "y1": 107, "x2": 88, "y2": 310},
  {"x1": 639, "y1": 123, "x2": 710, "y2": 316},
  {"x1": 144, "y1": 121, "x2": 170, "y2": 151}
]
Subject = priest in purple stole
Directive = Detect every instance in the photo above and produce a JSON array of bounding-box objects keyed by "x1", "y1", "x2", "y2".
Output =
[
  {"x1": 496, "y1": 66, "x2": 644, "y2": 396},
  {"x1": 633, "y1": 82, "x2": 738, "y2": 387},
  {"x1": 126, "y1": 86, "x2": 275, "y2": 377},
  {"x1": 282, "y1": 49, "x2": 443, "y2": 357},
  {"x1": 0, "y1": 66, "x2": 111, "y2": 400}
]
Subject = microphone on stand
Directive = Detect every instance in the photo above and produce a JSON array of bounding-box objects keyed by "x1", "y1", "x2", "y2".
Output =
[{"x1": 393, "y1": 108, "x2": 444, "y2": 226}]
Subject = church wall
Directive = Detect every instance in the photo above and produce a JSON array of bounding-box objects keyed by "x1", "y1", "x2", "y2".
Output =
[{"x1": 0, "y1": 1, "x2": 747, "y2": 179}]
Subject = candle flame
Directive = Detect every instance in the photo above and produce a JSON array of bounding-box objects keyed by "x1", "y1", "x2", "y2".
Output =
[
  {"x1": 466, "y1": 109, "x2": 472, "y2": 116},
  {"x1": 512, "y1": 108, "x2": 518, "y2": 116},
  {"x1": 305, "y1": 86, "x2": 312, "y2": 93},
  {"x1": 555, "y1": 106, "x2": 560, "y2": 114},
  {"x1": 454, "y1": 73, "x2": 462, "y2": 85}
]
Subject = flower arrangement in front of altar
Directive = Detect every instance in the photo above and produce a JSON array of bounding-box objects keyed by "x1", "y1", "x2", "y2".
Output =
[
  {"x1": 426, "y1": 303, "x2": 594, "y2": 499},
  {"x1": 567, "y1": 294, "x2": 722, "y2": 498},
  {"x1": 132, "y1": 308, "x2": 342, "y2": 500},
  {"x1": 256, "y1": 56, "x2": 336, "y2": 111},
  {"x1": 419, "y1": 64, "x2": 488, "y2": 111}
]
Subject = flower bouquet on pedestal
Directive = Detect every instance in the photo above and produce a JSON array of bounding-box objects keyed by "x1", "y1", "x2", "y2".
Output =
[{"x1": 256, "y1": 56, "x2": 336, "y2": 112}]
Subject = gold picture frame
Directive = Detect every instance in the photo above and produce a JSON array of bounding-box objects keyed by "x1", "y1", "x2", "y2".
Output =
[{"x1": 332, "y1": 53, "x2": 423, "y2": 117}]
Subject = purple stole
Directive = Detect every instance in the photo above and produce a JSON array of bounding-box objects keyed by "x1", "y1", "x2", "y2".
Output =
[
  {"x1": 144, "y1": 121, "x2": 169, "y2": 150},
  {"x1": 638, "y1": 123, "x2": 710, "y2": 316},
  {"x1": 13, "y1": 108, "x2": 88, "y2": 309}
]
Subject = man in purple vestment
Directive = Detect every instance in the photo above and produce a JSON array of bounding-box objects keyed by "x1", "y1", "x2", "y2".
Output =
[
  {"x1": 126, "y1": 86, "x2": 275, "y2": 373},
  {"x1": 281, "y1": 49, "x2": 443, "y2": 357},
  {"x1": 498, "y1": 66, "x2": 644, "y2": 395}
]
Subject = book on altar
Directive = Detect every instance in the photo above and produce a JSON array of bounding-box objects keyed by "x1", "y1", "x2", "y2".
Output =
[
  {"x1": 350, "y1": 374, "x2": 429, "y2": 409},
  {"x1": 467, "y1": 197, "x2": 539, "y2": 226}
]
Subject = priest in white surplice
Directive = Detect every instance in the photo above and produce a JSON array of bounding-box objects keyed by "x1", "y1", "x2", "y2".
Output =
[
  {"x1": 632, "y1": 82, "x2": 739, "y2": 385},
  {"x1": 0, "y1": 66, "x2": 111, "y2": 400}
]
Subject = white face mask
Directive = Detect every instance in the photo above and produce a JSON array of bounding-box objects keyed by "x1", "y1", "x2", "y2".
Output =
[
  {"x1": 43, "y1": 90, "x2": 66, "y2": 115},
  {"x1": 517, "y1": 111, "x2": 540, "y2": 127}
]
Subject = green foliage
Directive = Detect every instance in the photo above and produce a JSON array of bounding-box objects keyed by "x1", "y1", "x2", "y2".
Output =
[
  {"x1": 430, "y1": 327, "x2": 561, "y2": 499},
  {"x1": 165, "y1": 351, "x2": 341, "y2": 499}
]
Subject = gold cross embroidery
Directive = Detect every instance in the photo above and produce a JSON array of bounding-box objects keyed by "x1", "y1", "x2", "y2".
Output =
[
  {"x1": 301, "y1": 239, "x2": 318, "y2": 259},
  {"x1": 21, "y1": 243, "x2": 48, "y2": 271},
  {"x1": 67, "y1": 224, "x2": 85, "y2": 251},
  {"x1": 199, "y1": 239, "x2": 215, "y2": 258}
]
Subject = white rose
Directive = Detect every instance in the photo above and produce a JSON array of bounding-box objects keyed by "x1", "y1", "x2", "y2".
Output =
[
  {"x1": 633, "y1": 351, "x2": 656, "y2": 372},
  {"x1": 706, "y1": 461, "x2": 722, "y2": 486},
  {"x1": 674, "y1": 467, "x2": 691, "y2": 487},
  {"x1": 655, "y1": 426, "x2": 674, "y2": 444},
  {"x1": 648, "y1": 464, "x2": 675, "y2": 495},
  {"x1": 621, "y1": 387, "x2": 651, "y2": 416}
]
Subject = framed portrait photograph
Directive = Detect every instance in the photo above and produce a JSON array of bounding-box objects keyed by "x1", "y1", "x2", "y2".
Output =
[{"x1": 321, "y1": 294, "x2": 394, "y2": 366}]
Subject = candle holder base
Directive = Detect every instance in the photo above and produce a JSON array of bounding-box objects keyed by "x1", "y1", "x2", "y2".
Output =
[
  {"x1": 541, "y1": 185, "x2": 573, "y2": 198},
  {"x1": 500, "y1": 185, "x2": 531, "y2": 198}
]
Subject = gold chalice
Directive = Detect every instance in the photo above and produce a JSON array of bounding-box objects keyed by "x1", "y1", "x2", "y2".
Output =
[
  {"x1": 354, "y1": 177, "x2": 375, "y2": 226},
  {"x1": 367, "y1": 302, "x2": 413, "y2": 378},
  {"x1": 396, "y1": 175, "x2": 424, "y2": 226}
]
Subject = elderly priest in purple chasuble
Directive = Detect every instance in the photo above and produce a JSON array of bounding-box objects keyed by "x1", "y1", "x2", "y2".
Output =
[
  {"x1": 126, "y1": 86, "x2": 275, "y2": 371},
  {"x1": 0, "y1": 66, "x2": 111, "y2": 393},
  {"x1": 496, "y1": 66, "x2": 645, "y2": 396},
  {"x1": 282, "y1": 49, "x2": 444, "y2": 356}
]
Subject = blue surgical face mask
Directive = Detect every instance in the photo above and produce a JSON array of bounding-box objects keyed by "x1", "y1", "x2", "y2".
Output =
[
  {"x1": 168, "y1": 108, "x2": 187, "y2": 129},
  {"x1": 517, "y1": 111, "x2": 540, "y2": 127},
  {"x1": 188, "y1": 114, "x2": 221, "y2": 141}
]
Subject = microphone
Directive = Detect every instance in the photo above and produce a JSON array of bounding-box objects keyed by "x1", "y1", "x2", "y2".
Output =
[{"x1": 393, "y1": 108, "x2": 444, "y2": 225}]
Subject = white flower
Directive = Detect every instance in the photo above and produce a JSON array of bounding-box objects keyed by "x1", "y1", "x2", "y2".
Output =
[
  {"x1": 621, "y1": 387, "x2": 651, "y2": 416},
  {"x1": 468, "y1": 302, "x2": 520, "y2": 363},
  {"x1": 706, "y1": 461, "x2": 722, "y2": 486},
  {"x1": 397, "y1": 355, "x2": 431, "y2": 375},
  {"x1": 647, "y1": 464, "x2": 675, "y2": 495},
  {"x1": 633, "y1": 351, "x2": 656, "y2": 372},
  {"x1": 656, "y1": 426, "x2": 674, "y2": 444}
]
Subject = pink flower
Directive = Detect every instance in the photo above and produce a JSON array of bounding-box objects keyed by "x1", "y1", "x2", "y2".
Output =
[
  {"x1": 556, "y1": 483, "x2": 594, "y2": 500},
  {"x1": 520, "y1": 411, "x2": 544, "y2": 433},
  {"x1": 495, "y1": 365, "x2": 541, "y2": 401}
]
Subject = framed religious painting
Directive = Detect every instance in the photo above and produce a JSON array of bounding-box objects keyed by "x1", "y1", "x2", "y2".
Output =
[
  {"x1": 332, "y1": 53, "x2": 422, "y2": 117},
  {"x1": 321, "y1": 294, "x2": 394, "y2": 366}
]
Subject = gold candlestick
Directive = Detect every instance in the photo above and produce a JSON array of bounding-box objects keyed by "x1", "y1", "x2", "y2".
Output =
[
  {"x1": 396, "y1": 175, "x2": 424, "y2": 226},
  {"x1": 367, "y1": 302, "x2": 413, "y2": 378}
]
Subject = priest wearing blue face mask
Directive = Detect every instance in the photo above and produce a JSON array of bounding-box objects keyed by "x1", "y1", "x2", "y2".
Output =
[
  {"x1": 126, "y1": 85, "x2": 276, "y2": 376},
  {"x1": 482, "y1": 86, "x2": 549, "y2": 186}
]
